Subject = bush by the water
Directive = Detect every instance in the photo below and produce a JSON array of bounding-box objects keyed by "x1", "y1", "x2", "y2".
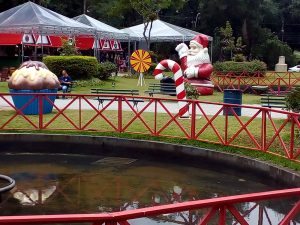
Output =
[
  {"x1": 213, "y1": 60, "x2": 267, "y2": 76},
  {"x1": 96, "y1": 62, "x2": 117, "y2": 80},
  {"x1": 43, "y1": 56, "x2": 98, "y2": 79}
]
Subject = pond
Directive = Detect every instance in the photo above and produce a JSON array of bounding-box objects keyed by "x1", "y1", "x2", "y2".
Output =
[{"x1": 0, "y1": 152, "x2": 298, "y2": 224}]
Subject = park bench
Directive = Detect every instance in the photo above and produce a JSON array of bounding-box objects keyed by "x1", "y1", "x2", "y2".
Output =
[
  {"x1": 90, "y1": 88, "x2": 144, "y2": 111},
  {"x1": 261, "y1": 94, "x2": 287, "y2": 109},
  {"x1": 144, "y1": 83, "x2": 177, "y2": 97}
]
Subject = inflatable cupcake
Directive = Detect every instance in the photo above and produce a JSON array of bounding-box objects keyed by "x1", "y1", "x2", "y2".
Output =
[{"x1": 8, "y1": 61, "x2": 60, "y2": 115}]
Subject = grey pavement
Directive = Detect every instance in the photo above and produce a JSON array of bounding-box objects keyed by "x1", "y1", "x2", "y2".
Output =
[{"x1": 0, "y1": 96, "x2": 287, "y2": 119}]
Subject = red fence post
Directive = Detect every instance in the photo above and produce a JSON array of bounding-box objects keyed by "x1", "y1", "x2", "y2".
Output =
[
  {"x1": 261, "y1": 109, "x2": 267, "y2": 152},
  {"x1": 118, "y1": 96, "x2": 122, "y2": 133},
  {"x1": 290, "y1": 116, "x2": 295, "y2": 159},
  {"x1": 38, "y1": 94, "x2": 43, "y2": 130},
  {"x1": 154, "y1": 100, "x2": 157, "y2": 136},
  {"x1": 79, "y1": 96, "x2": 82, "y2": 130},
  {"x1": 191, "y1": 101, "x2": 196, "y2": 140},
  {"x1": 224, "y1": 107, "x2": 229, "y2": 145}
]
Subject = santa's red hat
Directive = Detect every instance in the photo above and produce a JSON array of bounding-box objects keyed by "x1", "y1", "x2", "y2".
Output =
[{"x1": 190, "y1": 34, "x2": 209, "y2": 49}]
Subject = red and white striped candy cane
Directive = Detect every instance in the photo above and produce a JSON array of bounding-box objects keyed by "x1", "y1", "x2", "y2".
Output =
[{"x1": 153, "y1": 59, "x2": 189, "y2": 117}]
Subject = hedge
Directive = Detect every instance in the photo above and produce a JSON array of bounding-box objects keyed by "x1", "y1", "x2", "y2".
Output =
[
  {"x1": 213, "y1": 60, "x2": 267, "y2": 76},
  {"x1": 43, "y1": 56, "x2": 98, "y2": 80}
]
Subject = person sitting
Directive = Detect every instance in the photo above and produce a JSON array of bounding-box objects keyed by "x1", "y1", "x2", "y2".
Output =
[{"x1": 59, "y1": 70, "x2": 72, "y2": 98}]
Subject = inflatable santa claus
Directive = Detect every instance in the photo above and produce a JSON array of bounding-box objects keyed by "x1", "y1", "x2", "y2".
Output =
[{"x1": 175, "y1": 34, "x2": 214, "y2": 95}]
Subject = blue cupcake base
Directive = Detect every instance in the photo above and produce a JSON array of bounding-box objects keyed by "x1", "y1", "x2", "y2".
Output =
[{"x1": 10, "y1": 89, "x2": 57, "y2": 115}]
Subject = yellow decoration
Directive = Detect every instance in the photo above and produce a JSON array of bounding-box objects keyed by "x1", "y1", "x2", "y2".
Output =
[{"x1": 130, "y1": 50, "x2": 152, "y2": 73}]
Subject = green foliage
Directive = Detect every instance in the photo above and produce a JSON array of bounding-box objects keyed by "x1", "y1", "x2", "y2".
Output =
[
  {"x1": 96, "y1": 62, "x2": 117, "y2": 80},
  {"x1": 75, "y1": 78, "x2": 105, "y2": 87},
  {"x1": 220, "y1": 21, "x2": 235, "y2": 60},
  {"x1": 185, "y1": 82, "x2": 200, "y2": 99},
  {"x1": 43, "y1": 56, "x2": 98, "y2": 80},
  {"x1": 251, "y1": 28, "x2": 297, "y2": 69},
  {"x1": 145, "y1": 62, "x2": 158, "y2": 76},
  {"x1": 60, "y1": 39, "x2": 80, "y2": 56},
  {"x1": 213, "y1": 60, "x2": 267, "y2": 76},
  {"x1": 286, "y1": 87, "x2": 300, "y2": 113},
  {"x1": 233, "y1": 54, "x2": 245, "y2": 62}
]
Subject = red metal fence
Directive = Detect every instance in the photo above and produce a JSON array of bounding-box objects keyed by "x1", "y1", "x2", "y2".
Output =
[
  {"x1": 0, "y1": 92, "x2": 299, "y2": 224},
  {"x1": 0, "y1": 92, "x2": 299, "y2": 161},
  {"x1": 0, "y1": 188, "x2": 299, "y2": 224},
  {"x1": 212, "y1": 71, "x2": 300, "y2": 94}
]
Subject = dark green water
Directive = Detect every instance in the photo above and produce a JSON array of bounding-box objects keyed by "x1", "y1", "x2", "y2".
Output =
[{"x1": 0, "y1": 153, "x2": 298, "y2": 224}]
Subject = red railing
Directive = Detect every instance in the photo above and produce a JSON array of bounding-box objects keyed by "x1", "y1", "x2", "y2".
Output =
[
  {"x1": 0, "y1": 188, "x2": 299, "y2": 224},
  {"x1": 0, "y1": 92, "x2": 299, "y2": 161},
  {"x1": 0, "y1": 93, "x2": 299, "y2": 224},
  {"x1": 212, "y1": 71, "x2": 300, "y2": 94}
]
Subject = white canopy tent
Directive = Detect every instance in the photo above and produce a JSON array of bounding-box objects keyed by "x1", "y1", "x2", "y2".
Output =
[
  {"x1": 0, "y1": 1, "x2": 96, "y2": 62},
  {"x1": 73, "y1": 14, "x2": 129, "y2": 40},
  {"x1": 121, "y1": 19, "x2": 213, "y2": 42},
  {"x1": 73, "y1": 14, "x2": 130, "y2": 60},
  {"x1": 122, "y1": 19, "x2": 213, "y2": 66},
  {"x1": 0, "y1": 1, "x2": 94, "y2": 35}
]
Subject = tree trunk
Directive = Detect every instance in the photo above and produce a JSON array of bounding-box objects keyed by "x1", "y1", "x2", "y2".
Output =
[{"x1": 143, "y1": 21, "x2": 150, "y2": 50}]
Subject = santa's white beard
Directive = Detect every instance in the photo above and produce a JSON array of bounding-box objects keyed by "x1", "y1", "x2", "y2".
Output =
[{"x1": 187, "y1": 49, "x2": 210, "y2": 67}]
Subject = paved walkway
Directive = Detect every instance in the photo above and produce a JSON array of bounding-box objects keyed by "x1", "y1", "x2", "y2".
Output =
[{"x1": 0, "y1": 96, "x2": 287, "y2": 119}]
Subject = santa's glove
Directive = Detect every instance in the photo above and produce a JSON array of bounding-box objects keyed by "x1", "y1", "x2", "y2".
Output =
[
  {"x1": 175, "y1": 43, "x2": 188, "y2": 59},
  {"x1": 184, "y1": 66, "x2": 198, "y2": 79}
]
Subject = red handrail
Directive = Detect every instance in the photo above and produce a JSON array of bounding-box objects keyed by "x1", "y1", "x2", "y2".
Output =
[
  {"x1": 212, "y1": 71, "x2": 300, "y2": 94},
  {"x1": 0, "y1": 188, "x2": 299, "y2": 224}
]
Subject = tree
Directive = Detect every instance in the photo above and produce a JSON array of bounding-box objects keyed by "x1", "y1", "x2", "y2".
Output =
[
  {"x1": 219, "y1": 21, "x2": 235, "y2": 60},
  {"x1": 129, "y1": 0, "x2": 184, "y2": 50}
]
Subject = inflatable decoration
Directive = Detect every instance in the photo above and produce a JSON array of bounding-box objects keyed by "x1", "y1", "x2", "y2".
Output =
[
  {"x1": 8, "y1": 61, "x2": 60, "y2": 115},
  {"x1": 153, "y1": 59, "x2": 189, "y2": 117},
  {"x1": 175, "y1": 34, "x2": 214, "y2": 95},
  {"x1": 153, "y1": 34, "x2": 214, "y2": 117}
]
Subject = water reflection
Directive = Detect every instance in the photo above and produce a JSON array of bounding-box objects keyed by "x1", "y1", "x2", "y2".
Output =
[{"x1": 0, "y1": 153, "x2": 298, "y2": 225}]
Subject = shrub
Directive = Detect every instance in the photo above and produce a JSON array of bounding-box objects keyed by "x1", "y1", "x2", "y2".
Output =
[
  {"x1": 96, "y1": 62, "x2": 117, "y2": 80},
  {"x1": 213, "y1": 60, "x2": 267, "y2": 76},
  {"x1": 185, "y1": 82, "x2": 200, "y2": 99},
  {"x1": 60, "y1": 39, "x2": 80, "y2": 56},
  {"x1": 286, "y1": 87, "x2": 300, "y2": 113},
  {"x1": 233, "y1": 54, "x2": 245, "y2": 62},
  {"x1": 43, "y1": 56, "x2": 98, "y2": 79},
  {"x1": 75, "y1": 78, "x2": 104, "y2": 87}
]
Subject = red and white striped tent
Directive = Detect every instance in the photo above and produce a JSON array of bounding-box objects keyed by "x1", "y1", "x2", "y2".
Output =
[
  {"x1": 0, "y1": 33, "x2": 64, "y2": 47},
  {"x1": 0, "y1": 33, "x2": 122, "y2": 51}
]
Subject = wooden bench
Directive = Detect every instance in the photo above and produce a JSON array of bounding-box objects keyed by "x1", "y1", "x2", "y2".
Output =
[
  {"x1": 261, "y1": 94, "x2": 287, "y2": 109},
  {"x1": 144, "y1": 83, "x2": 177, "y2": 97},
  {"x1": 90, "y1": 88, "x2": 144, "y2": 110}
]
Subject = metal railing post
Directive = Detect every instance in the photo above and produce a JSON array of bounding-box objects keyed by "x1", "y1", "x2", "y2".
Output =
[{"x1": 38, "y1": 94, "x2": 43, "y2": 130}]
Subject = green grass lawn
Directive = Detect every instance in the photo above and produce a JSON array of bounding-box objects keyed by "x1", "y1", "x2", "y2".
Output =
[{"x1": 0, "y1": 108, "x2": 299, "y2": 171}]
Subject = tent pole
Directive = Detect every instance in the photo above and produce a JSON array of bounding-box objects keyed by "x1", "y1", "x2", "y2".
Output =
[
  {"x1": 21, "y1": 33, "x2": 24, "y2": 63},
  {"x1": 41, "y1": 29, "x2": 44, "y2": 60},
  {"x1": 93, "y1": 33, "x2": 97, "y2": 58},
  {"x1": 127, "y1": 37, "x2": 131, "y2": 75}
]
